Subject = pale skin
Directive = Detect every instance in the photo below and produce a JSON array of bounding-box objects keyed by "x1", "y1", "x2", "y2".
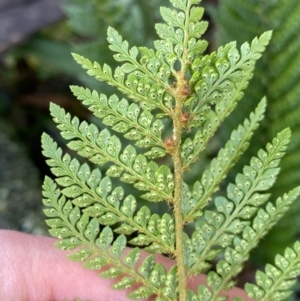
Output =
[{"x1": 0, "y1": 230, "x2": 252, "y2": 301}]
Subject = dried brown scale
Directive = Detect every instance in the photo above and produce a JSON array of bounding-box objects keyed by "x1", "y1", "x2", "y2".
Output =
[
  {"x1": 180, "y1": 111, "x2": 190, "y2": 125},
  {"x1": 164, "y1": 136, "x2": 176, "y2": 153}
]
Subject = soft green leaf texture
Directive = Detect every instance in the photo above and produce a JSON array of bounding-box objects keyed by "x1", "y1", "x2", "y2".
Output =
[{"x1": 42, "y1": 0, "x2": 300, "y2": 300}]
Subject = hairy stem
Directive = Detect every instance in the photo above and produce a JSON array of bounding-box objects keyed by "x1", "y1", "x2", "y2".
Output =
[
  {"x1": 171, "y1": 2, "x2": 195, "y2": 299},
  {"x1": 172, "y1": 87, "x2": 186, "y2": 301}
]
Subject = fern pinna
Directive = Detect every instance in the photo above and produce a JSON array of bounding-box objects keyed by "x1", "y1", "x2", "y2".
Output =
[
  {"x1": 42, "y1": 0, "x2": 300, "y2": 300},
  {"x1": 212, "y1": 0, "x2": 300, "y2": 264}
]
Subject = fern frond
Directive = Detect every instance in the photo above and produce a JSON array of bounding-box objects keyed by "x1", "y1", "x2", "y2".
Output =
[
  {"x1": 49, "y1": 103, "x2": 174, "y2": 203},
  {"x1": 188, "y1": 128, "x2": 291, "y2": 275},
  {"x1": 245, "y1": 240, "x2": 300, "y2": 301},
  {"x1": 183, "y1": 98, "x2": 266, "y2": 221},
  {"x1": 42, "y1": 176, "x2": 177, "y2": 300},
  {"x1": 70, "y1": 86, "x2": 166, "y2": 158},
  {"x1": 41, "y1": 133, "x2": 175, "y2": 254},
  {"x1": 40, "y1": 0, "x2": 300, "y2": 299}
]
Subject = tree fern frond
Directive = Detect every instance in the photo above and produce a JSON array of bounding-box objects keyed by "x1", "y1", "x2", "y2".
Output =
[
  {"x1": 188, "y1": 128, "x2": 291, "y2": 275},
  {"x1": 70, "y1": 86, "x2": 166, "y2": 158},
  {"x1": 182, "y1": 98, "x2": 266, "y2": 221},
  {"x1": 42, "y1": 176, "x2": 176, "y2": 300},
  {"x1": 49, "y1": 103, "x2": 174, "y2": 202},
  {"x1": 39, "y1": 0, "x2": 300, "y2": 299},
  {"x1": 245, "y1": 240, "x2": 300, "y2": 301},
  {"x1": 41, "y1": 133, "x2": 175, "y2": 254}
]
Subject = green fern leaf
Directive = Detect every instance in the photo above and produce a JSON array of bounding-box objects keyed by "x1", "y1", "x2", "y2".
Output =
[
  {"x1": 127, "y1": 286, "x2": 153, "y2": 299},
  {"x1": 160, "y1": 7, "x2": 185, "y2": 29},
  {"x1": 40, "y1": 0, "x2": 300, "y2": 299},
  {"x1": 162, "y1": 266, "x2": 178, "y2": 298}
]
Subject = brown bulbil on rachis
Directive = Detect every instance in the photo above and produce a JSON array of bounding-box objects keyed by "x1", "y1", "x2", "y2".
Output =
[
  {"x1": 164, "y1": 136, "x2": 175, "y2": 152},
  {"x1": 172, "y1": 76, "x2": 191, "y2": 100},
  {"x1": 180, "y1": 82, "x2": 191, "y2": 99},
  {"x1": 180, "y1": 111, "x2": 190, "y2": 125}
]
